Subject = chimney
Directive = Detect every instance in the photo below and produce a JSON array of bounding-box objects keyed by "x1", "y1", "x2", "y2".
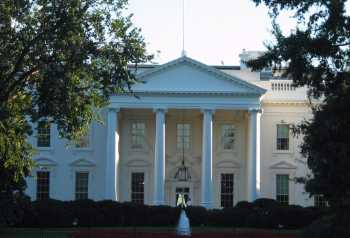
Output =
[{"x1": 238, "y1": 49, "x2": 264, "y2": 70}]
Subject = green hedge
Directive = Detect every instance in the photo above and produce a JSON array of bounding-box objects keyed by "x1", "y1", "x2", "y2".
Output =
[{"x1": 13, "y1": 198, "x2": 322, "y2": 228}]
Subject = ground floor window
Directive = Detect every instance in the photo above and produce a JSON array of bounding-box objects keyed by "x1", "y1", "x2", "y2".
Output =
[
  {"x1": 131, "y1": 172, "x2": 144, "y2": 204},
  {"x1": 221, "y1": 173, "x2": 234, "y2": 208},
  {"x1": 75, "y1": 172, "x2": 89, "y2": 200},
  {"x1": 276, "y1": 174, "x2": 289, "y2": 205},
  {"x1": 314, "y1": 194, "x2": 328, "y2": 208},
  {"x1": 175, "y1": 187, "x2": 190, "y2": 205},
  {"x1": 37, "y1": 171, "x2": 50, "y2": 200}
]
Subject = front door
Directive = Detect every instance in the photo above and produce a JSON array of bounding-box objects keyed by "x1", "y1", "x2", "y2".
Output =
[{"x1": 175, "y1": 187, "x2": 190, "y2": 205}]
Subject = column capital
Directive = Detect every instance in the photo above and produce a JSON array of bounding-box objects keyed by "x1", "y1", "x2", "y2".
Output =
[
  {"x1": 248, "y1": 108, "x2": 263, "y2": 115},
  {"x1": 153, "y1": 107, "x2": 168, "y2": 113},
  {"x1": 108, "y1": 107, "x2": 120, "y2": 113},
  {"x1": 200, "y1": 108, "x2": 215, "y2": 114}
]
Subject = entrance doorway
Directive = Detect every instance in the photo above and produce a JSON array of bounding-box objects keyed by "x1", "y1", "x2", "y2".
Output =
[{"x1": 175, "y1": 187, "x2": 190, "y2": 205}]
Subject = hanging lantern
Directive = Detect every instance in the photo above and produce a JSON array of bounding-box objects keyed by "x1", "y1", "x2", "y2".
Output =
[{"x1": 174, "y1": 160, "x2": 191, "y2": 181}]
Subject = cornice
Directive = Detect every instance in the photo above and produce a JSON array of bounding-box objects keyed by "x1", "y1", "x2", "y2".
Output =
[
  {"x1": 262, "y1": 100, "x2": 311, "y2": 106},
  {"x1": 120, "y1": 90, "x2": 262, "y2": 97}
]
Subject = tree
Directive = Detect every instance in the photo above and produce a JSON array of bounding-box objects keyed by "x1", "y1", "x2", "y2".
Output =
[
  {"x1": 248, "y1": 0, "x2": 350, "y2": 235},
  {"x1": 0, "y1": 0, "x2": 151, "y2": 200}
]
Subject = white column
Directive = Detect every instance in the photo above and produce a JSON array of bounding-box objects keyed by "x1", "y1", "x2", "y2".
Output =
[
  {"x1": 247, "y1": 109, "x2": 261, "y2": 202},
  {"x1": 201, "y1": 109, "x2": 214, "y2": 209},
  {"x1": 153, "y1": 108, "x2": 166, "y2": 205},
  {"x1": 105, "y1": 108, "x2": 119, "y2": 200}
]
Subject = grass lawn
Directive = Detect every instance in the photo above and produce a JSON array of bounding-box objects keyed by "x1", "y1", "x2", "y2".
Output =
[{"x1": 0, "y1": 227, "x2": 301, "y2": 238}]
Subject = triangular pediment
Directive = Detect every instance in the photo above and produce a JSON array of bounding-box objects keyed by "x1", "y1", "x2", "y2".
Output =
[
  {"x1": 69, "y1": 158, "x2": 96, "y2": 167},
  {"x1": 270, "y1": 161, "x2": 297, "y2": 170},
  {"x1": 34, "y1": 158, "x2": 58, "y2": 167},
  {"x1": 132, "y1": 56, "x2": 266, "y2": 95}
]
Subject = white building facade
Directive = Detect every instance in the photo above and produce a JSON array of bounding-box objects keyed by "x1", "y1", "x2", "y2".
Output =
[{"x1": 25, "y1": 54, "x2": 316, "y2": 209}]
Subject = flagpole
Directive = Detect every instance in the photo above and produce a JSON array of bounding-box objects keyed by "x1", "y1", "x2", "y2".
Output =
[{"x1": 181, "y1": 0, "x2": 186, "y2": 56}]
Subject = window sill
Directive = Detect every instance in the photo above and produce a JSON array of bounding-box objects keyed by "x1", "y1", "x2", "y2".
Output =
[
  {"x1": 37, "y1": 147, "x2": 54, "y2": 152},
  {"x1": 73, "y1": 148, "x2": 93, "y2": 152},
  {"x1": 272, "y1": 150, "x2": 294, "y2": 155}
]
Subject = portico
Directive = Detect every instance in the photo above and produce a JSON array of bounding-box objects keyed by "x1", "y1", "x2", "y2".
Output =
[{"x1": 105, "y1": 56, "x2": 266, "y2": 208}]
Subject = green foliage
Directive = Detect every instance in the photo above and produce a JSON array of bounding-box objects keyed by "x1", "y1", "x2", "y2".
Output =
[
  {"x1": 248, "y1": 0, "x2": 350, "y2": 99},
  {"x1": 16, "y1": 199, "x2": 320, "y2": 228},
  {"x1": 248, "y1": 0, "x2": 350, "y2": 233},
  {"x1": 0, "y1": 0, "x2": 151, "y2": 206}
]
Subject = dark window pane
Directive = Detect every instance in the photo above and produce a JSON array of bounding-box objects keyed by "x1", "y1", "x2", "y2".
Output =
[
  {"x1": 37, "y1": 171, "x2": 50, "y2": 200},
  {"x1": 131, "y1": 173, "x2": 144, "y2": 204},
  {"x1": 221, "y1": 173, "x2": 234, "y2": 208}
]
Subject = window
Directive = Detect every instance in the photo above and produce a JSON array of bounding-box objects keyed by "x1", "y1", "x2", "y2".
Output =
[
  {"x1": 221, "y1": 173, "x2": 234, "y2": 208},
  {"x1": 277, "y1": 124, "x2": 289, "y2": 150},
  {"x1": 75, "y1": 133, "x2": 90, "y2": 148},
  {"x1": 37, "y1": 171, "x2": 50, "y2": 200},
  {"x1": 131, "y1": 173, "x2": 144, "y2": 204},
  {"x1": 222, "y1": 125, "x2": 235, "y2": 150},
  {"x1": 131, "y1": 122, "x2": 146, "y2": 150},
  {"x1": 314, "y1": 194, "x2": 328, "y2": 208},
  {"x1": 276, "y1": 174, "x2": 289, "y2": 205},
  {"x1": 75, "y1": 172, "x2": 89, "y2": 200},
  {"x1": 37, "y1": 121, "x2": 51, "y2": 147},
  {"x1": 177, "y1": 123, "x2": 191, "y2": 151}
]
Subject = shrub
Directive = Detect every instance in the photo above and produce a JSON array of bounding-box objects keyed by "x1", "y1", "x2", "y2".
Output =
[
  {"x1": 301, "y1": 216, "x2": 334, "y2": 238},
  {"x1": 0, "y1": 192, "x2": 32, "y2": 227},
  {"x1": 31, "y1": 199, "x2": 74, "y2": 227},
  {"x1": 235, "y1": 201, "x2": 253, "y2": 209},
  {"x1": 253, "y1": 198, "x2": 280, "y2": 209},
  {"x1": 12, "y1": 198, "x2": 322, "y2": 228},
  {"x1": 186, "y1": 206, "x2": 207, "y2": 226}
]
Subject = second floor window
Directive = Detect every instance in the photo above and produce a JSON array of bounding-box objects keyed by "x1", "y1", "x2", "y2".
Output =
[
  {"x1": 222, "y1": 125, "x2": 235, "y2": 150},
  {"x1": 37, "y1": 122, "x2": 51, "y2": 147},
  {"x1": 76, "y1": 133, "x2": 90, "y2": 148},
  {"x1": 177, "y1": 123, "x2": 191, "y2": 151},
  {"x1": 277, "y1": 124, "x2": 289, "y2": 150},
  {"x1": 131, "y1": 122, "x2": 146, "y2": 150}
]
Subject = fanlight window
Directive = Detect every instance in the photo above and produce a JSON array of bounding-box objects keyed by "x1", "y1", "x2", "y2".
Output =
[
  {"x1": 222, "y1": 125, "x2": 235, "y2": 150},
  {"x1": 177, "y1": 123, "x2": 191, "y2": 151},
  {"x1": 131, "y1": 122, "x2": 146, "y2": 149}
]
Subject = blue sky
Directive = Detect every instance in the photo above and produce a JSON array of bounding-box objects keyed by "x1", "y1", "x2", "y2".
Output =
[{"x1": 127, "y1": 0, "x2": 349, "y2": 65}]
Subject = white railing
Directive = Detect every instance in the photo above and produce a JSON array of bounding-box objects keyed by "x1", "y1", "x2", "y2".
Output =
[{"x1": 271, "y1": 81, "x2": 296, "y2": 91}]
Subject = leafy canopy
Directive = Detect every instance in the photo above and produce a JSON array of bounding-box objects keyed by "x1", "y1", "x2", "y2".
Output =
[
  {"x1": 248, "y1": 0, "x2": 350, "y2": 208},
  {"x1": 0, "y1": 0, "x2": 151, "y2": 194}
]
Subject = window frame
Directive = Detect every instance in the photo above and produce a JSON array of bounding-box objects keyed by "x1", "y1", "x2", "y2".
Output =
[
  {"x1": 37, "y1": 121, "x2": 51, "y2": 148},
  {"x1": 276, "y1": 174, "x2": 289, "y2": 205},
  {"x1": 276, "y1": 124, "x2": 290, "y2": 151},
  {"x1": 36, "y1": 171, "x2": 50, "y2": 200},
  {"x1": 130, "y1": 121, "x2": 147, "y2": 151},
  {"x1": 314, "y1": 194, "x2": 328, "y2": 208},
  {"x1": 176, "y1": 123, "x2": 192, "y2": 152},
  {"x1": 131, "y1": 172, "x2": 145, "y2": 204},
  {"x1": 220, "y1": 173, "x2": 234, "y2": 208},
  {"x1": 221, "y1": 124, "x2": 236, "y2": 151},
  {"x1": 74, "y1": 129, "x2": 92, "y2": 150},
  {"x1": 75, "y1": 171, "x2": 89, "y2": 200}
]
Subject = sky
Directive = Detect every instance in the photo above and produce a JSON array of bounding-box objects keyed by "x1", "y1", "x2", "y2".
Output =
[{"x1": 127, "y1": 0, "x2": 350, "y2": 66}]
